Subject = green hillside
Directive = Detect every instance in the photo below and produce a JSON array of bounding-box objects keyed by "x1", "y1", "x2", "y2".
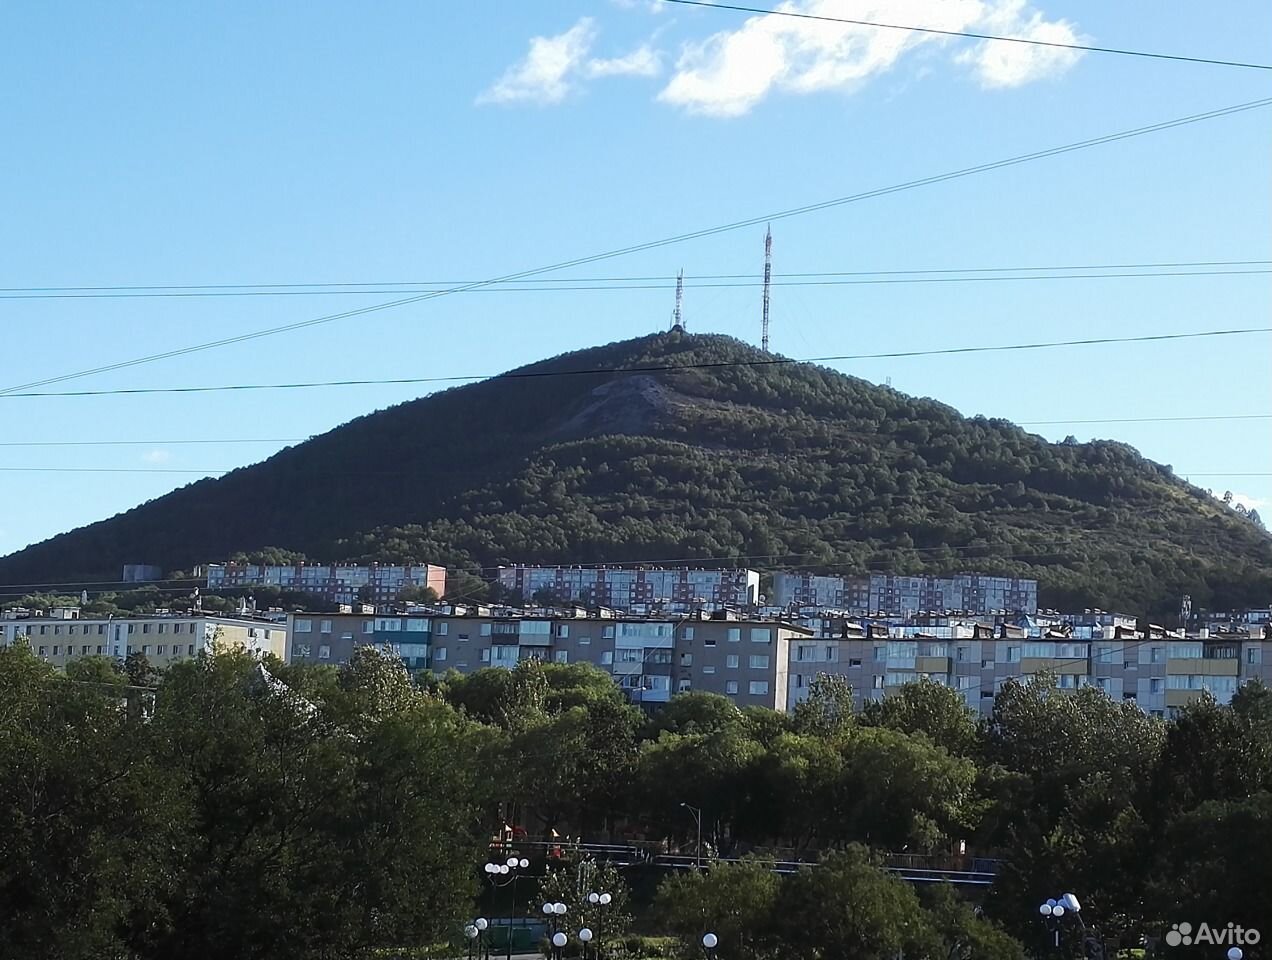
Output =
[{"x1": 2, "y1": 332, "x2": 1268, "y2": 616}]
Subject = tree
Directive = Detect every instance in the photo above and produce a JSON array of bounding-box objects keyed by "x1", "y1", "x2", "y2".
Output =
[
  {"x1": 123, "y1": 650, "x2": 160, "y2": 686},
  {"x1": 861, "y1": 676, "x2": 978, "y2": 756},
  {"x1": 644, "y1": 691, "x2": 745, "y2": 739},
  {"x1": 536, "y1": 859, "x2": 632, "y2": 950},
  {"x1": 773, "y1": 847, "x2": 941, "y2": 960},
  {"x1": 653, "y1": 859, "x2": 780, "y2": 960},
  {"x1": 0, "y1": 644, "x2": 180, "y2": 960},
  {"x1": 921, "y1": 884, "x2": 1026, "y2": 960},
  {"x1": 791, "y1": 674, "x2": 855, "y2": 739},
  {"x1": 64, "y1": 654, "x2": 125, "y2": 685},
  {"x1": 397, "y1": 584, "x2": 439, "y2": 603}
]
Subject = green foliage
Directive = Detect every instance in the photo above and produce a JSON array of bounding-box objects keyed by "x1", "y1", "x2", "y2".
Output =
[
  {"x1": 3, "y1": 333, "x2": 1268, "y2": 617},
  {"x1": 861, "y1": 675, "x2": 979, "y2": 756},
  {"x1": 653, "y1": 860, "x2": 781, "y2": 960}
]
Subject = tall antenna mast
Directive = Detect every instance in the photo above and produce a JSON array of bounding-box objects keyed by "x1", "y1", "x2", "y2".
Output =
[
  {"x1": 672, "y1": 268, "x2": 684, "y2": 330},
  {"x1": 761, "y1": 225, "x2": 772, "y2": 352}
]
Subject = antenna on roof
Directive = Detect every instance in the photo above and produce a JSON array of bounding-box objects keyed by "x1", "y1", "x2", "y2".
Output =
[{"x1": 761, "y1": 225, "x2": 772, "y2": 352}]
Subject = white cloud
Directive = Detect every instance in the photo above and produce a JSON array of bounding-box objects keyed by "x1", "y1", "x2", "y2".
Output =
[
  {"x1": 588, "y1": 43, "x2": 664, "y2": 78},
  {"x1": 477, "y1": 18, "x2": 599, "y2": 105},
  {"x1": 658, "y1": 0, "x2": 1084, "y2": 116},
  {"x1": 142, "y1": 449, "x2": 171, "y2": 464},
  {"x1": 959, "y1": 0, "x2": 1083, "y2": 88},
  {"x1": 1216, "y1": 490, "x2": 1267, "y2": 512}
]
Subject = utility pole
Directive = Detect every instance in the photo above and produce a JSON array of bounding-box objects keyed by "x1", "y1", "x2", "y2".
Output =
[{"x1": 761, "y1": 225, "x2": 772, "y2": 352}]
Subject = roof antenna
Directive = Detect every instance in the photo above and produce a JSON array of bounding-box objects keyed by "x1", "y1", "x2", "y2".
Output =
[{"x1": 671, "y1": 269, "x2": 684, "y2": 331}]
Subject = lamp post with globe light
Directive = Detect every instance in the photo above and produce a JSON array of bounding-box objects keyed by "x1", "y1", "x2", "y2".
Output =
[
  {"x1": 1228, "y1": 949, "x2": 1244, "y2": 960},
  {"x1": 484, "y1": 855, "x2": 531, "y2": 959},
  {"x1": 542, "y1": 901, "x2": 568, "y2": 958},
  {"x1": 584, "y1": 890, "x2": 613, "y2": 957},
  {"x1": 579, "y1": 927, "x2": 595, "y2": 960},
  {"x1": 464, "y1": 923, "x2": 479, "y2": 960},
  {"x1": 702, "y1": 932, "x2": 719, "y2": 959},
  {"x1": 468, "y1": 917, "x2": 490, "y2": 960}
]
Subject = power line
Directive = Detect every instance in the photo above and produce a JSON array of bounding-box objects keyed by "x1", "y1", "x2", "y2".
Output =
[
  {"x1": 1, "y1": 266, "x2": 1266, "y2": 299},
  {"x1": 656, "y1": 0, "x2": 1272, "y2": 71},
  {"x1": 4, "y1": 260, "x2": 1263, "y2": 295},
  {"x1": 2, "y1": 414, "x2": 1264, "y2": 447},
  {"x1": 2, "y1": 96, "x2": 1268, "y2": 397},
  {"x1": 0, "y1": 438, "x2": 305, "y2": 448},
  {"x1": 2, "y1": 326, "x2": 1266, "y2": 400}
]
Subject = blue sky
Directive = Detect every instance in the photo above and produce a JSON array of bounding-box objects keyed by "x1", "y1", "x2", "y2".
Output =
[{"x1": 1, "y1": 0, "x2": 1269, "y2": 561}]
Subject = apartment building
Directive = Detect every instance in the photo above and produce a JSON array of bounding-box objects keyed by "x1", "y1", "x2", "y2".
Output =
[
  {"x1": 786, "y1": 620, "x2": 1272, "y2": 718},
  {"x1": 285, "y1": 608, "x2": 810, "y2": 711},
  {"x1": 495, "y1": 565, "x2": 760, "y2": 612},
  {"x1": 204, "y1": 562, "x2": 446, "y2": 605},
  {"x1": 0, "y1": 608, "x2": 287, "y2": 671},
  {"x1": 772, "y1": 573, "x2": 1038, "y2": 617}
]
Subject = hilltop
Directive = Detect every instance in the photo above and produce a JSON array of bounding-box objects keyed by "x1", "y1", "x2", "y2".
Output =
[{"x1": 2, "y1": 332, "x2": 1268, "y2": 615}]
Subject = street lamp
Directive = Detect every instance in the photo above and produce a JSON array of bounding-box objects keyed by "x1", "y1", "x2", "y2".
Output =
[
  {"x1": 485, "y1": 856, "x2": 531, "y2": 960},
  {"x1": 464, "y1": 924, "x2": 479, "y2": 960},
  {"x1": 1228, "y1": 949, "x2": 1244, "y2": 960},
  {"x1": 585, "y1": 891, "x2": 613, "y2": 957},
  {"x1": 579, "y1": 927, "x2": 594, "y2": 960},
  {"x1": 680, "y1": 802, "x2": 703, "y2": 869},
  {"x1": 702, "y1": 932, "x2": 719, "y2": 958},
  {"x1": 472, "y1": 917, "x2": 490, "y2": 960}
]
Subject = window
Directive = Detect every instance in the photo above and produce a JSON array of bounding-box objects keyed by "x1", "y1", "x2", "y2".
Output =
[
  {"x1": 727, "y1": 628, "x2": 741, "y2": 643},
  {"x1": 294, "y1": 644, "x2": 312, "y2": 658},
  {"x1": 38, "y1": 646, "x2": 46, "y2": 656},
  {"x1": 52, "y1": 645, "x2": 60, "y2": 656},
  {"x1": 142, "y1": 624, "x2": 150, "y2": 634},
  {"x1": 1150, "y1": 647, "x2": 1163, "y2": 664},
  {"x1": 748, "y1": 680, "x2": 769, "y2": 695},
  {"x1": 684, "y1": 627, "x2": 695, "y2": 641},
  {"x1": 795, "y1": 645, "x2": 815, "y2": 662},
  {"x1": 318, "y1": 645, "x2": 331, "y2": 660},
  {"x1": 726, "y1": 655, "x2": 739, "y2": 668},
  {"x1": 680, "y1": 653, "x2": 693, "y2": 666},
  {"x1": 578, "y1": 634, "x2": 590, "y2": 645},
  {"x1": 981, "y1": 659, "x2": 994, "y2": 669},
  {"x1": 957, "y1": 676, "x2": 975, "y2": 690},
  {"x1": 795, "y1": 674, "x2": 808, "y2": 689},
  {"x1": 320, "y1": 619, "x2": 332, "y2": 634},
  {"x1": 295, "y1": 619, "x2": 313, "y2": 633},
  {"x1": 981, "y1": 690, "x2": 994, "y2": 699},
  {"x1": 158, "y1": 623, "x2": 166, "y2": 634},
  {"x1": 436, "y1": 623, "x2": 448, "y2": 636},
  {"x1": 1150, "y1": 678, "x2": 1164, "y2": 693},
  {"x1": 1096, "y1": 646, "x2": 1114, "y2": 663},
  {"x1": 480, "y1": 649, "x2": 491, "y2": 663},
  {"x1": 872, "y1": 675, "x2": 884, "y2": 689},
  {"x1": 481, "y1": 623, "x2": 493, "y2": 637},
  {"x1": 95, "y1": 645, "x2": 103, "y2": 655},
  {"x1": 554, "y1": 650, "x2": 568, "y2": 663},
  {"x1": 80, "y1": 645, "x2": 89, "y2": 655},
  {"x1": 874, "y1": 646, "x2": 885, "y2": 661},
  {"x1": 54, "y1": 625, "x2": 62, "y2": 636},
  {"x1": 1124, "y1": 660, "x2": 1136, "y2": 670},
  {"x1": 677, "y1": 678, "x2": 693, "y2": 692},
  {"x1": 1249, "y1": 648, "x2": 1260, "y2": 664},
  {"x1": 749, "y1": 655, "x2": 770, "y2": 669},
  {"x1": 187, "y1": 644, "x2": 195, "y2": 656},
  {"x1": 725, "y1": 680, "x2": 739, "y2": 694},
  {"x1": 603, "y1": 625, "x2": 615, "y2": 639},
  {"x1": 173, "y1": 623, "x2": 183, "y2": 634},
  {"x1": 1005, "y1": 646, "x2": 1021, "y2": 663},
  {"x1": 703, "y1": 665, "x2": 716, "y2": 674},
  {"x1": 434, "y1": 647, "x2": 448, "y2": 662},
  {"x1": 750, "y1": 628, "x2": 771, "y2": 644},
  {"x1": 458, "y1": 633, "x2": 470, "y2": 642},
  {"x1": 825, "y1": 645, "x2": 839, "y2": 663},
  {"x1": 141, "y1": 645, "x2": 151, "y2": 655},
  {"x1": 849, "y1": 658, "x2": 861, "y2": 667},
  {"x1": 1096, "y1": 677, "x2": 1111, "y2": 691},
  {"x1": 956, "y1": 646, "x2": 967, "y2": 661},
  {"x1": 156, "y1": 645, "x2": 166, "y2": 655},
  {"x1": 601, "y1": 651, "x2": 613, "y2": 665},
  {"x1": 97, "y1": 624, "x2": 105, "y2": 635},
  {"x1": 556, "y1": 624, "x2": 568, "y2": 638}
]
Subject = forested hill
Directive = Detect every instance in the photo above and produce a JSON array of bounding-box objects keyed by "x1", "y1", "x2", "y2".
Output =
[{"x1": 2, "y1": 332, "x2": 1268, "y2": 616}]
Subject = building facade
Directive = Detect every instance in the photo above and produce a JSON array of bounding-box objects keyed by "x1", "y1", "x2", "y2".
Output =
[
  {"x1": 204, "y1": 562, "x2": 447, "y2": 605},
  {"x1": 771, "y1": 572, "x2": 1038, "y2": 616},
  {"x1": 786, "y1": 620, "x2": 1272, "y2": 718},
  {"x1": 285, "y1": 608, "x2": 808, "y2": 711},
  {"x1": 0, "y1": 609, "x2": 287, "y2": 670},
  {"x1": 495, "y1": 566, "x2": 760, "y2": 612}
]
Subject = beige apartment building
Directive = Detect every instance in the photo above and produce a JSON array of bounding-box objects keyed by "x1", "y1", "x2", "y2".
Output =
[
  {"x1": 0, "y1": 608, "x2": 287, "y2": 671},
  {"x1": 285, "y1": 608, "x2": 811, "y2": 710},
  {"x1": 786, "y1": 620, "x2": 1272, "y2": 717}
]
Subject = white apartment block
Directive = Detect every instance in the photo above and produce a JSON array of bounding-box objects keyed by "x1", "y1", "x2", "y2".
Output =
[
  {"x1": 496, "y1": 565, "x2": 760, "y2": 612},
  {"x1": 204, "y1": 562, "x2": 446, "y2": 605},
  {"x1": 772, "y1": 572, "x2": 1038, "y2": 616}
]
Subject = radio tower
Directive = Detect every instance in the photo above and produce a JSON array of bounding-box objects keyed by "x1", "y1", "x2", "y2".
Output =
[
  {"x1": 761, "y1": 225, "x2": 772, "y2": 352},
  {"x1": 671, "y1": 268, "x2": 684, "y2": 330}
]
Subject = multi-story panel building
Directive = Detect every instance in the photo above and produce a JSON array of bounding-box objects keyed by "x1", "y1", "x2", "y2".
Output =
[
  {"x1": 786, "y1": 620, "x2": 1272, "y2": 719},
  {"x1": 286, "y1": 608, "x2": 810, "y2": 711},
  {"x1": 772, "y1": 573, "x2": 1038, "y2": 616},
  {"x1": 204, "y1": 562, "x2": 446, "y2": 605},
  {"x1": 0, "y1": 609, "x2": 287, "y2": 671},
  {"x1": 496, "y1": 566, "x2": 760, "y2": 612}
]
